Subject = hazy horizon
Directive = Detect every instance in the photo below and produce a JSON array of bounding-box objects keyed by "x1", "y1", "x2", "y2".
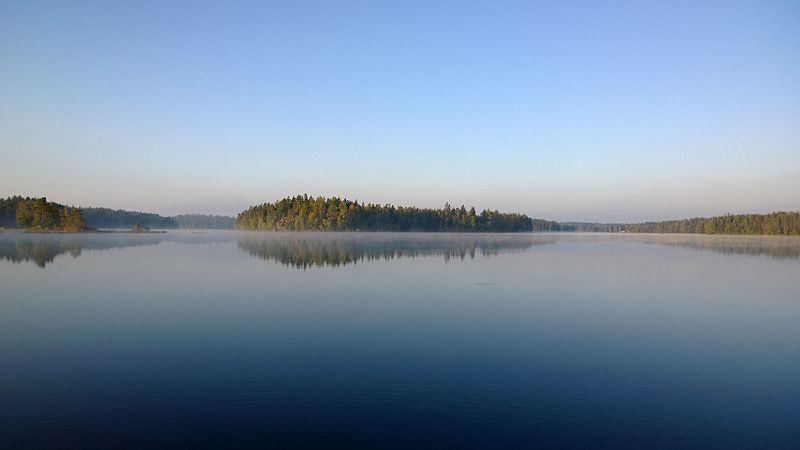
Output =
[{"x1": 2, "y1": 1, "x2": 799, "y2": 222}]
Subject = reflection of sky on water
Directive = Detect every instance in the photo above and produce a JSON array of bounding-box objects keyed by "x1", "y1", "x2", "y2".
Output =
[{"x1": 1, "y1": 230, "x2": 798, "y2": 448}]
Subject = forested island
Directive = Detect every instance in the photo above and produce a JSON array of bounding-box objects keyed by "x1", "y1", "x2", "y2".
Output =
[
  {"x1": 236, "y1": 195, "x2": 799, "y2": 235},
  {"x1": 235, "y1": 195, "x2": 533, "y2": 232}
]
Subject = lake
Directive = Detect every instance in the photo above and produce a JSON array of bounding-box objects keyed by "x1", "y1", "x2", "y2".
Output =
[{"x1": 1, "y1": 231, "x2": 799, "y2": 448}]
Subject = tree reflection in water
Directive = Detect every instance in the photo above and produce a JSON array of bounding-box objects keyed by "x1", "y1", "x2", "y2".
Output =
[{"x1": 1, "y1": 231, "x2": 798, "y2": 269}]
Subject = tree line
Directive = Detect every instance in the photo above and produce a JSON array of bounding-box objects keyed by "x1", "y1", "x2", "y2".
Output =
[
  {"x1": 0, "y1": 196, "x2": 25, "y2": 228},
  {"x1": 4, "y1": 195, "x2": 798, "y2": 235},
  {"x1": 10, "y1": 197, "x2": 87, "y2": 231},
  {"x1": 2, "y1": 196, "x2": 238, "y2": 230},
  {"x1": 562, "y1": 212, "x2": 800, "y2": 235},
  {"x1": 236, "y1": 195, "x2": 533, "y2": 232},
  {"x1": 531, "y1": 218, "x2": 567, "y2": 231},
  {"x1": 80, "y1": 207, "x2": 178, "y2": 229},
  {"x1": 172, "y1": 214, "x2": 235, "y2": 229}
]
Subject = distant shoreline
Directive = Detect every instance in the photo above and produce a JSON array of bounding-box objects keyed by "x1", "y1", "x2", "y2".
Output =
[
  {"x1": 3, "y1": 228, "x2": 800, "y2": 237},
  {"x1": 3, "y1": 195, "x2": 799, "y2": 235}
]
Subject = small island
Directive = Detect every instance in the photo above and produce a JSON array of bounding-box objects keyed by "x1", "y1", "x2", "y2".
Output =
[
  {"x1": 235, "y1": 195, "x2": 534, "y2": 232},
  {"x1": 131, "y1": 224, "x2": 150, "y2": 233},
  {"x1": 129, "y1": 224, "x2": 165, "y2": 233}
]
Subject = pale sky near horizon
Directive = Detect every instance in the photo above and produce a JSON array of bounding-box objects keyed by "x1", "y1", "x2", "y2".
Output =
[{"x1": 1, "y1": 1, "x2": 798, "y2": 222}]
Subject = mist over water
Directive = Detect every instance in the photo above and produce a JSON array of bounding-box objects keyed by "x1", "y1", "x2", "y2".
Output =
[
  {"x1": 2, "y1": 231, "x2": 799, "y2": 268},
  {"x1": 1, "y1": 231, "x2": 799, "y2": 448}
]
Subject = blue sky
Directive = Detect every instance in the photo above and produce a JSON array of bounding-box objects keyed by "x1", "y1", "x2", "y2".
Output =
[{"x1": 1, "y1": 0, "x2": 798, "y2": 221}]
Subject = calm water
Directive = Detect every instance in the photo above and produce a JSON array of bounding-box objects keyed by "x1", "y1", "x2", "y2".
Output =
[{"x1": 1, "y1": 231, "x2": 798, "y2": 448}]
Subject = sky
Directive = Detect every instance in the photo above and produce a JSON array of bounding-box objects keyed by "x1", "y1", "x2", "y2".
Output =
[{"x1": 1, "y1": 0, "x2": 798, "y2": 222}]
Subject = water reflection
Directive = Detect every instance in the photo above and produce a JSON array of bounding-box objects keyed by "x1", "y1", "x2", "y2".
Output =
[
  {"x1": 236, "y1": 233, "x2": 554, "y2": 268},
  {"x1": 0, "y1": 233, "x2": 168, "y2": 267},
  {"x1": 3, "y1": 234, "x2": 798, "y2": 448},
  {"x1": 1, "y1": 231, "x2": 798, "y2": 269},
  {"x1": 566, "y1": 233, "x2": 800, "y2": 259}
]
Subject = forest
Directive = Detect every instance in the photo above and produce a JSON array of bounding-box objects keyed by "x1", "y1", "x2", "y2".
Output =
[
  {"x1": 562, "y1": 212, "x2": 800, "y2": 235},
  {"x1": 3, "y1": 196, "x2": 87, "y2": 231},
  {"x1": 80, "y1": 207, "x2": 178, "y2": 229},
  {"x1": 0, "y1": 196, "x2": 23, "y2": 228},
  {"x1": 531, "y1": 218, "x2": 567, "y2": 232},
  {"x1": 1, "y1": 196, "x2": 178, "y2": 230},
  {"x1": 236, "y1": 195, "x2": 533, "y2": 232},
  {"x1": 172, "y1": 214, "x2": 235, "y2": 229}
]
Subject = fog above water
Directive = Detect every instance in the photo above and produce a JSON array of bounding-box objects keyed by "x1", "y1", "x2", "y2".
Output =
[{"x1": 1, "y1": 231, "x2": 799, "y2": 269}]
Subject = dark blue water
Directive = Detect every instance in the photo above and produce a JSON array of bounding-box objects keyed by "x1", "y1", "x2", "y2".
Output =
[{"x1": 1, "y1": 232, "x2": 799, "y2": 448}]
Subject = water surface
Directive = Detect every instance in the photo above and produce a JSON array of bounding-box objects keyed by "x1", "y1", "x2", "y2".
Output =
[{"x1": 1, "y1": 231, "x2": 798, "y2": 448}]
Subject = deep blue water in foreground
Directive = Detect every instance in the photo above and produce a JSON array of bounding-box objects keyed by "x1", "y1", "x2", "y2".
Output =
[{"x1": 1, "y1": 231, "x2": 799, "y2": 448}]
